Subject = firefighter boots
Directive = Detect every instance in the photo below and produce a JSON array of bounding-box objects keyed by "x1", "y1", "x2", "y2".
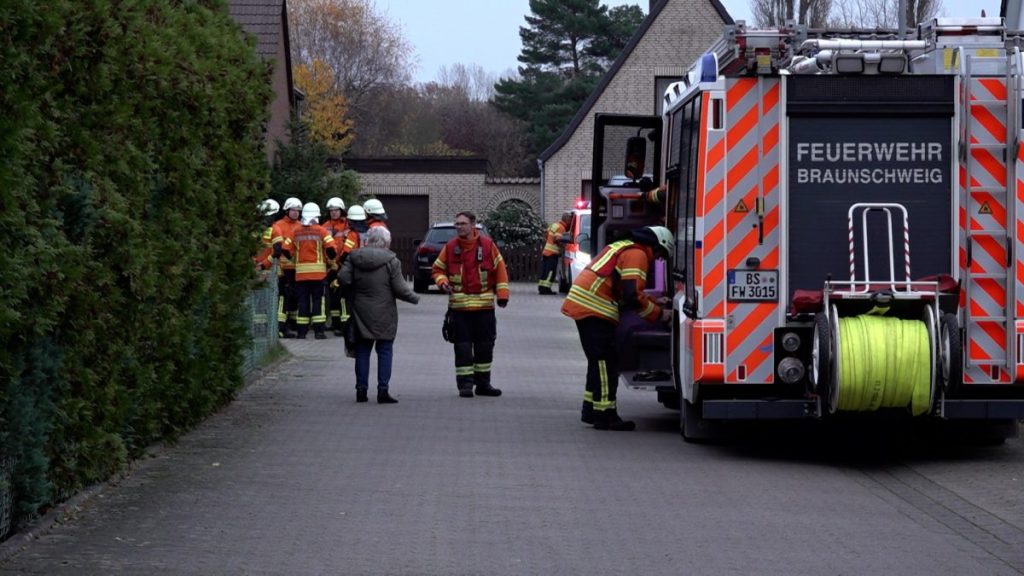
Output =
[
  {"x1": 314, "y1": 324, "x2": 327, "y2": 340},
  {"x1": 296, "y1": 327, "x2": 308, "y2": 339},
  {"x1": 593, "y1": 411, "x2": 635, "y2": 431},
  {"x1": 458, "y1": 386, "x2": 474, "y2": 398},
  {"x1": 581, "y1": 402, "x2": 594, "y2": 424},
  {"x1": 475, "y1": 383, "x2": 502, "y2": 397}
]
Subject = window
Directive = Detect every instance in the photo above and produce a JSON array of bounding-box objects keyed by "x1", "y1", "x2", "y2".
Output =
[{"x1": 667, "y1": 95, "x2": 703, "y2": 313}]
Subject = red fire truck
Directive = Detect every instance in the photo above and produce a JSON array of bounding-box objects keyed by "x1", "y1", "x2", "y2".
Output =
[{"x1": 591, "y1": 16, "x2": 1024, "y2": 441}]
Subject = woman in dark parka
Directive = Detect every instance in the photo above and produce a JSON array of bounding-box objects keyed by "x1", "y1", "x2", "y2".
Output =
[{"x1": 340, "y1": 226, "x2": 419, "y2": 403}]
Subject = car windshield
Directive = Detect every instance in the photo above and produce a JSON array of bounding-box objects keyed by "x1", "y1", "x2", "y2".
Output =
[{"x1": 426, "y1": 227, "x2": 457, "y2": 244}]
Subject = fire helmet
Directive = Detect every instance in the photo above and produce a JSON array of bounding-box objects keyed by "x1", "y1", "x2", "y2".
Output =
[
  {"x1": 259, "y1": 198, "x2": 280, "y2": 216},
  {"x1": 347, "y1": 205, "x2": 367, "y2": 221},
  {"x1": 647, "y1": 226, "x2": 674, "y2": 254},
  {"x1": 301, "y1": 202, "x2": 321, "y2": 225},
  {"x1": 326, "y1": 197, "x2": 346, "y2": 211},
  {"x1": 363, "y1": 198, "x2": 386, "y2": 217},
  {"x1": 283, "y1": 197, "x2": 302, "y2": 212}
]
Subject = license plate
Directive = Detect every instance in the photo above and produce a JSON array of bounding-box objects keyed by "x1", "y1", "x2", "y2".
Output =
[{"x1": 727, "y1": 269, "x2": 778, "y2": 301}]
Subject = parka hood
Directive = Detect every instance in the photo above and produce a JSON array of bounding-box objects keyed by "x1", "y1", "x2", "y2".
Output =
[{"x1": 348, "y1": 247, "x2": 394, "y2": 270}]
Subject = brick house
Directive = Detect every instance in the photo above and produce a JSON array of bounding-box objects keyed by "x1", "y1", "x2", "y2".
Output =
[
  {"x1": 537, "y1": 0, "x2": 733, "y2": 219},
  {"x1": 344, "y1": 157, "x2": 541, "y2": 276},
  {"x1": 228, "y1": 0, "x2": 296, "y2": 164}
]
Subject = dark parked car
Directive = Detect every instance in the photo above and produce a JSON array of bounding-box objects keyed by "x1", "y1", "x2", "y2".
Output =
[{"x1": 411, "y1": 222, "x2": 487, "y2": 293}]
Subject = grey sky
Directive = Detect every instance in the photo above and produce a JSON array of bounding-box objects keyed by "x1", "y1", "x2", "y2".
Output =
[{"x1": 377, "y1": 0, "x2": 1003, "y2": 84}]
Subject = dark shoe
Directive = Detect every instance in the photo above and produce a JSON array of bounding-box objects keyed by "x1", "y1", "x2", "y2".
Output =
[
  {"x1": 475, "y1": 384, "x2": 502, "y2": 397},
  {"x1": 333, "y1": 328, "x2": 345, "y2": 337},
  {"x1": 538, "y1": 287, "x2": 554, "y2": 295},
  {"x1": 458, "y1": 388, "x2": 474, "y2": 398},
  {"x1": 356, "y1": 389, "x2": 368, "y2": 403},
  {"x1": 581, "y1": 403, "x2": 594, "y2": 425},
  {"x1": 314, "y1": 331, "x2": 327, "y2": 340},
  {"x1": 377, "y1": 391, "x2": 398, "y2": 404},
  {"x1": 593, "y1": 412, "x2": 635, "y2": 431},
  {"x1": 280, "y1": 330, "x2": 296, "y2": 339}
]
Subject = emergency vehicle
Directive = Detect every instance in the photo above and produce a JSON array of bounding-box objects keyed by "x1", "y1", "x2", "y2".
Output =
[
  {"x1": 590, "y1": 15, "x2": 1024, "y2": 441},
  {"x1": 557, "y1": 201, "x2": 592, "y2": 293}
]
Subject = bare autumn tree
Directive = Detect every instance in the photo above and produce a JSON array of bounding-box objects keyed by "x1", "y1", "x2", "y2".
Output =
[
  {"x1": 436, "y1": 63, "x2": 496, "y2": 102},
  {"x1": 751, "y1": 0, "x2": 833, "y2": 27},
  {"x1": 289, "y1": 0, "x2": 414, "y2": 120},
  {"x1": 829, "y1": 0, "x2": 942, "y2": 28}
]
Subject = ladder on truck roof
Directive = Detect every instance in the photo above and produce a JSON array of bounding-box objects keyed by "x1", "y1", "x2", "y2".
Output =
[{"x1": 960, "y1": 46, "x2": 1022, "y2": 379}]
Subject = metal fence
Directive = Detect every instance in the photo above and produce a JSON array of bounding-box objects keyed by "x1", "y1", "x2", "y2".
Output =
[{"x1": 242, "y1": 267, "x2": 279, "y2": 376}]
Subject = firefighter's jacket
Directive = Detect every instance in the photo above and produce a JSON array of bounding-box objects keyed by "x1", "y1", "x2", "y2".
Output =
[
  {"x1": 271, "y1": 217, "x2": 303, "y2": 270},
  {"x1": 561, "y1": 240, "x2": 662, "y2": 324},
  {"x1": 432, "y1": 232, "x2": 510, "y2": 311},
  {"x1": 542, "y1": 220, "x2": 568, "y2": 257},
  {"x1": 254, "y1": 225, "x2": 275, "y2": 271},
  {"x1": 286, "y1": 224, "x2": 336, "y2": 282},
  {"x1": 368, "y1": 220, "x2": 388, "y2": 230},
  {"x1": 324, "y1": 218, "x2": 357, "y2": 264}
]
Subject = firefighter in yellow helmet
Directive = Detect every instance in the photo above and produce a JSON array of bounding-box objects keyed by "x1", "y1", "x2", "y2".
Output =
[
  {"x1": 561, "y1": 225, "x2": 673, "y2": 430},
  {"x1": 538, "y1": 211, "x2": 572, "y2": 294}
]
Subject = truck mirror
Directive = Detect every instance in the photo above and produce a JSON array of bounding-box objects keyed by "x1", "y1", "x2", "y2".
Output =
[{"x1": 624, "y1": 136, "x2": 646, "y2": 180}]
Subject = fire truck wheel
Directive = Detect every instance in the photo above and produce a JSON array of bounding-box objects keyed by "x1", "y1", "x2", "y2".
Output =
[
  {"x1": 940, "y1": 313, "x2": 962, "y2": 391},
  {"x1": 812, "y1": 312, "x2": 832, "y2": 400}
]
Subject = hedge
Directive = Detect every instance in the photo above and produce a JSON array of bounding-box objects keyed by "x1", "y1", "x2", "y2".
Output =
[{"x1": 0, "y1": 0, "x2": 272, "y2": 526}]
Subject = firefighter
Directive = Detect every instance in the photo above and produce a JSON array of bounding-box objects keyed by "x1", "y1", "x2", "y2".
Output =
[
  {"x1": 324, "y1": 197, "x2": 350, "y2": 334},
  {"x1": 347, "y1": 204, "x2": 368, "y2": 247},
  {"x1": 290, "y1": 202, "x2": 337, "y2": 339},
  {"x1": 272, "y1": 197, "x2": 303, "y2": 338},
  {"x1": 538, "y1": 211, "x2": 572, "y2": 294},
  {"x1": 639, "y1": 176, "x2": 666, "y2": 204},
  {"x1": 561, "y1": 226, "x2": 674, "y2": 431},
  {"x1": 254, "y1": 198, "x2": 280, "y2": 273},
  {"x1": 432, "y1": 211, "x2": 510, "y2": 398},
  {"x1": 363, "y1": 198, "x2": 389, "y2": 229}
]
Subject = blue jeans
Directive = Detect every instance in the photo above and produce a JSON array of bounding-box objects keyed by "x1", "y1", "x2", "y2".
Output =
[{"x1": 355, "y1": 339, "x2": 394, "y2": 391}]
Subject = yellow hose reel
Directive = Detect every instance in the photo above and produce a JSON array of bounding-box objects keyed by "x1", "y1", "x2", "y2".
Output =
[{"x1": 812, "y1": 303, "x2": 946, "y2": 416}]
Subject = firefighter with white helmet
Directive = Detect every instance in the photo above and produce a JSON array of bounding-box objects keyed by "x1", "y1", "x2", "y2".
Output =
[
  {"x1": 286, "y1": 202, "x2": 337, "y2": 339},
  {"x1": 271, "y1": 197, "x2": 304, "y2": 337},
  {"x1": 347, "y1": 205, "x2": 368, "y2": 244},
  {"x1": 560, "y1": 225, "x2": 674, "y2": 431},
  {"x1": 324, "y1": 197, "x2": 356, "y2": 335},
  {"x1": 254, "y1": 199, "x2": 281, "y2": 272},
  {"x1": 363, "y1": 198, "x2": 388, "y2": 229}
]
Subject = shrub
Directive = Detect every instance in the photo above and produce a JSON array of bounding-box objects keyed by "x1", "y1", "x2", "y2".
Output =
[
  {"x1": 0, "y1": 0, "x2": 271, "y2": 526},
  {"x1": 484, "y1": 200, "x2": 545, "y2": 250}
]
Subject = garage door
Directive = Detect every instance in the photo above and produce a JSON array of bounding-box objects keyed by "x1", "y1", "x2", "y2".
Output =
[{"x1": 373, "y1": 195, "x2": 428, "y2": 279}]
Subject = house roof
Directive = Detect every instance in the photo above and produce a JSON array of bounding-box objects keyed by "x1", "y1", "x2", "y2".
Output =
[
  {"x1": 538, "y1": 0, "x2": 733, "y2": 162},
  {"x1": 227, "y1": 0, "x2": 286, "y2": 60}
]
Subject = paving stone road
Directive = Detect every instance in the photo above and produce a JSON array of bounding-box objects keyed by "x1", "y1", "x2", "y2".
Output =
[{"x1": 2, "y1": 283, "x2": 1023, "y2": 575}]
